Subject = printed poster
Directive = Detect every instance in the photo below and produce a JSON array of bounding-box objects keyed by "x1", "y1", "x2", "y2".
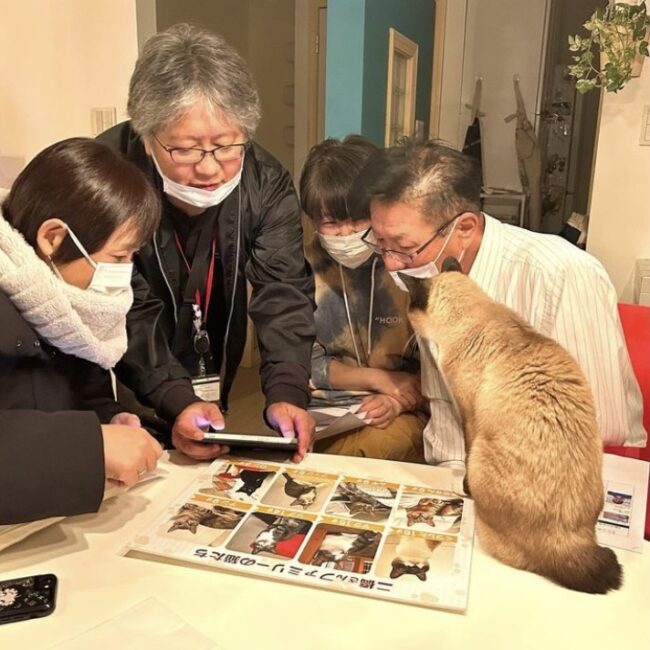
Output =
[{"x1": 127, "y1": 457, "x2": 475, "y2": 613}]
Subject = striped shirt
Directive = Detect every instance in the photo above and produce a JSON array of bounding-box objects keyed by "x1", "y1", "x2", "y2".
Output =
[{"x1": 422, "y1": 214, "x2": 647, "y2": 466}]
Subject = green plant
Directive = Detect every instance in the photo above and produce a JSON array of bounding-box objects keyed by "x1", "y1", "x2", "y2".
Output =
[{"x1": 568, "y1": 1, "x2": 650, "y2": 93}]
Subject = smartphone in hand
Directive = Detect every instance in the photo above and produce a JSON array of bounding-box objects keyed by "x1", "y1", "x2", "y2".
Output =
[
  {"x1": 0, "y1": 574, "x2": 58, "y2": 625},
  {"x1": 201, "y1": 431, "x2": 298, "y2": 451}
]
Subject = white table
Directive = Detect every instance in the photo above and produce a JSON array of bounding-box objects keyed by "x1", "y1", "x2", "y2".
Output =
[{"x1": 1, "y1": 452, "x2": 649, "y2": 649}]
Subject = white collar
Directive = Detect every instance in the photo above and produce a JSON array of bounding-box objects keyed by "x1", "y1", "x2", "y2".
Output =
[{"x1": 468, "y1": 213, "x2": 503, "y2": 287}]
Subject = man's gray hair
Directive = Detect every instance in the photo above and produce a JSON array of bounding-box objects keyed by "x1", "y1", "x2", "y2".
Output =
[
  {"x1": 349, "y1": 140, "x2": 482, "y2": 227},
  {"x1": 128, "y1": 23, "x2": 262, "y2": 137}
]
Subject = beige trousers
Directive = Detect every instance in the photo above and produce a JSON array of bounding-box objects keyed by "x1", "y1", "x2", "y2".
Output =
[{"x1": 314, "y1": 413, "x2": 426, "y2": 463}]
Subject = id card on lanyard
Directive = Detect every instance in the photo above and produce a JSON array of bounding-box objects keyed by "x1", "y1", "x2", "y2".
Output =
[{"x1": 174, "y1": 229, "x2": 221, "y2": 403}]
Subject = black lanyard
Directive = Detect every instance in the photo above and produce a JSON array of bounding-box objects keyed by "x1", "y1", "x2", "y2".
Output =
[
  {"x1": 171, "y1": 220, "x2": 218, "y2": 373},
  {"x1": 174, "y1": 231, "x2": 217, "y2": 327}
]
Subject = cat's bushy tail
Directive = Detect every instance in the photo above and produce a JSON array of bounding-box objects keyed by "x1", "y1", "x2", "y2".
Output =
[
  {"x1": 479, "y1": 513, "x2": 622, "y2": 594},
  {"x1": 542, "y1": 540, "x2": 623, "y2": 594}
]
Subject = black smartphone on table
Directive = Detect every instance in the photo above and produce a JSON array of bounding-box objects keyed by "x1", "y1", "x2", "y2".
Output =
[{"x1": 0, "y1": 573, "x2": 58, "y2": 625}]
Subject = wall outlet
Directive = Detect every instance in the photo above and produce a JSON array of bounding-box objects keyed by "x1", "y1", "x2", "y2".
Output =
[{"x1": 91, "y1": 107, "x2": 117, "y2": 137}]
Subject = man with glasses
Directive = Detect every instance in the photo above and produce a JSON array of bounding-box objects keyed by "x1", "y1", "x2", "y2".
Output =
[
  {"x1": 351, "y1": 140, "x2": 645, "y2": 473},
  {"x1": 98, "y1": 25, "x2": 315, "y2": 462}
]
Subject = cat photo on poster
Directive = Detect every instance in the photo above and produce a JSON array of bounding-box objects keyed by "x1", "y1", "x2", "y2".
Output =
[
  {"x1": 261, "y1": 469, "x2": 338, "y2": 511},
  {"x1": 197, "y1": 461, "x2": 279, "y2": 503},
  {"x1": 325, "y1": 479, "x2": 398, "y2": 523}
]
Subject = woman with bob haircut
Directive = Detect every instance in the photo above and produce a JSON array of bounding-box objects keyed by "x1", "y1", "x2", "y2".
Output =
[
  {"x1": 0, "y1": 138, "x2": 163, "y2": 524},
  {"x1": 300, "y1": 136, "x2": 425, "y2": 462},
  {"x1": 99, "y1": 23, "x2": 315, "y2": 463}
]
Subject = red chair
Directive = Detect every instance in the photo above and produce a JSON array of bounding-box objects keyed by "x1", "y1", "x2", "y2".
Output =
[{"x1": 604, "y1": 303, "x2": 650, "y2": 540}]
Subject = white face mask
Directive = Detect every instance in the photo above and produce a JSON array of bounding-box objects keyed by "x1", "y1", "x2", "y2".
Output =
[
  {"x1": 318, "y1": 230, "x2": 374, "y2": 269},
  {"x1": 63, "y1": 225, "x2": 133, "y2": 295},
  {"x1": 151, "y1": 151, "x2": 244, "y2": 209},
  {"x1": 389, "y1": 217, "x2": 461, "y2": 291}
]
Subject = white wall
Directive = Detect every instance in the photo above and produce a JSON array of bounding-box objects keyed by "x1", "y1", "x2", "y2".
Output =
[
  {"x1": 246, "y1": 0, "x2": 295, "y2": 175},
  {"x1": 436, "y1": 0, "x2": 467, "y2": 148},
  {"x1": 156, "y1": 0, "x2": 296, "y2": 175},
  {"x1": 462, "y1": 0, "x2": 548, "y2": 190},
  {"x1": 587, "y1": 64, "x2": 650, "y2": 301},
  {"x1": 0, "y1": 0, "x2": 138, "y2": 171},
  {"x1": 294, "y1": 0, "x2": 311, "y2": 177},
  {"x1": 136, "y1": 0, "x2": 158, "y2": 52},
  {"x1": 438, "y1": 0, "x2": 549, "y2": 191}
]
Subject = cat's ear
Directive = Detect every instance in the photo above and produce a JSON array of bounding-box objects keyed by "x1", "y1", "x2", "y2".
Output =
[
  {"x1": 415, "y1": 565, "x2": 429, "y2": 582},
  {"x1": 396, "y1": 272, "x2": 419, "y2": 294},
  {"x1": 398, "y1": 273, "x2": 430, "y2": 312},
  {"x1": 441, "y1": 256, "x2": 462, "y2": 273},
  {"x1": 390, "y1": 562, "x2": 407, "y2": 579}
]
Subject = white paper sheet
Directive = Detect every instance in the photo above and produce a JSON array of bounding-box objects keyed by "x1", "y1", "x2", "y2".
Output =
[
  {"x1": 54, "y1": 597, "x2": 221, "y2": 649},
  {"x1": 309, "y1": 403, "x2": 366, "y2": 441},
  {"x1": 597, "y1": 453, "x2": 649, "y2": 553}
]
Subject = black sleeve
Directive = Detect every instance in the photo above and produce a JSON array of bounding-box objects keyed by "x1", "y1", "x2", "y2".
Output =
[
  {"x1": 0, "y1": 409, "x2": 105, "y2": 524},
  {"x1": 98, "y1": 122, "x2": 197, "y2": 422},
  {"x1": 246, "y1": 165, "x2": 316, "y2": 410},
  {"x1": 71, "y1": 361, "x2": 122, "y2": 424},
  {"x1": 115, "y1": 268, "x2": 199, "y2": 422}
]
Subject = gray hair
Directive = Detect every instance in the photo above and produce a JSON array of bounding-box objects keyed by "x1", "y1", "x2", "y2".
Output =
[
  {"x1": 350, "y1": 140, "x2": 482, "y2": 228},
  {"x1": 127, "y1": 23, "x2": 262, "y2": 138}
]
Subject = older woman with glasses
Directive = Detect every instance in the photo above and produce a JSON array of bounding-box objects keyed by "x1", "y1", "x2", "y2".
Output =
[{"x1": 99, "y1": 24, "x2": 315, "y2": 462}]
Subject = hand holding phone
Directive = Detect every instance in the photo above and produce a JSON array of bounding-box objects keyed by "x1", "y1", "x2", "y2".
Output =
[{"x1": 0, "y1": 574, "x2": 57, "y2": 625}]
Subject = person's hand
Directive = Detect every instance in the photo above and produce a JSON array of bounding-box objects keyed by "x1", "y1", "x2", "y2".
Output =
[
  {"x1": 370, "y1": 370, "x2": 423, "y2": 411},
  {"x1": 101, "y1": 424, "x2": 163, "y2": 486},
  {"x1": 265, "y1": 402, "x2": 314, "y2": 463},
  {"x1": 171, "y1": 401, "x2": 230, "y2": 460},
  {"x1": 109, "y1": 412, "x2": 141, "y2": 428},
  {"x1": 358, "y1": 394, "x2": 402, "y2": 429}
]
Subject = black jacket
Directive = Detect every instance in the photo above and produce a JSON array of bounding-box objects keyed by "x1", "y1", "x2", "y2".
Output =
[
  {"x1": 0, "y1": 291, "x2": 111, "y2": 524},
  {"x1": 100, "y1": 122, "x2": 316, "y2": 412}
]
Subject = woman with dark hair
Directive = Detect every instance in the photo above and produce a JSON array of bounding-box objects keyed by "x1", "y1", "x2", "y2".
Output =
[
  {"x1": 300, "y1": 136, "x2": 425, "y2": 461},
  {"x1": 0, "y1": 138, "x2": 163, "y2": 524}
]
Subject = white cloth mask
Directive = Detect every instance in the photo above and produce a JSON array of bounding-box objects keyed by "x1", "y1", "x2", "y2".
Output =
[
  {"x1": 318, "y1": 230, "x2": 374, "y2": 269},
  {"x1": 64, "y1": 225, "x2": 133, "y2": 295},
  {"x1": 389, "y1": 217, "x2": 460, "y2": 291},
  {"x1": 151, "y1": 152, "x2": 244, "y2": 209}
]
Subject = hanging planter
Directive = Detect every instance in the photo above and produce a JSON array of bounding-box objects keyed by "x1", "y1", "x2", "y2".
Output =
[{"x1": 568, "y1": 1, "x2": 650, "y2": 93}]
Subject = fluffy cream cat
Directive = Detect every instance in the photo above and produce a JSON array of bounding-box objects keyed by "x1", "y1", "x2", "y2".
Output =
[{"x1": 398, "y1": 258, "x2": 622, "y2": 593}]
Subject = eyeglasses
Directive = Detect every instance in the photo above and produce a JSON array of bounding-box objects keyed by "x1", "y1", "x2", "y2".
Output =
[
  {"x1": 154, "y1": 135, "x2": 247, "y2": 165},
  {"x1": 361, "y1": 213, "x2": 463, "y2": 265}
]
